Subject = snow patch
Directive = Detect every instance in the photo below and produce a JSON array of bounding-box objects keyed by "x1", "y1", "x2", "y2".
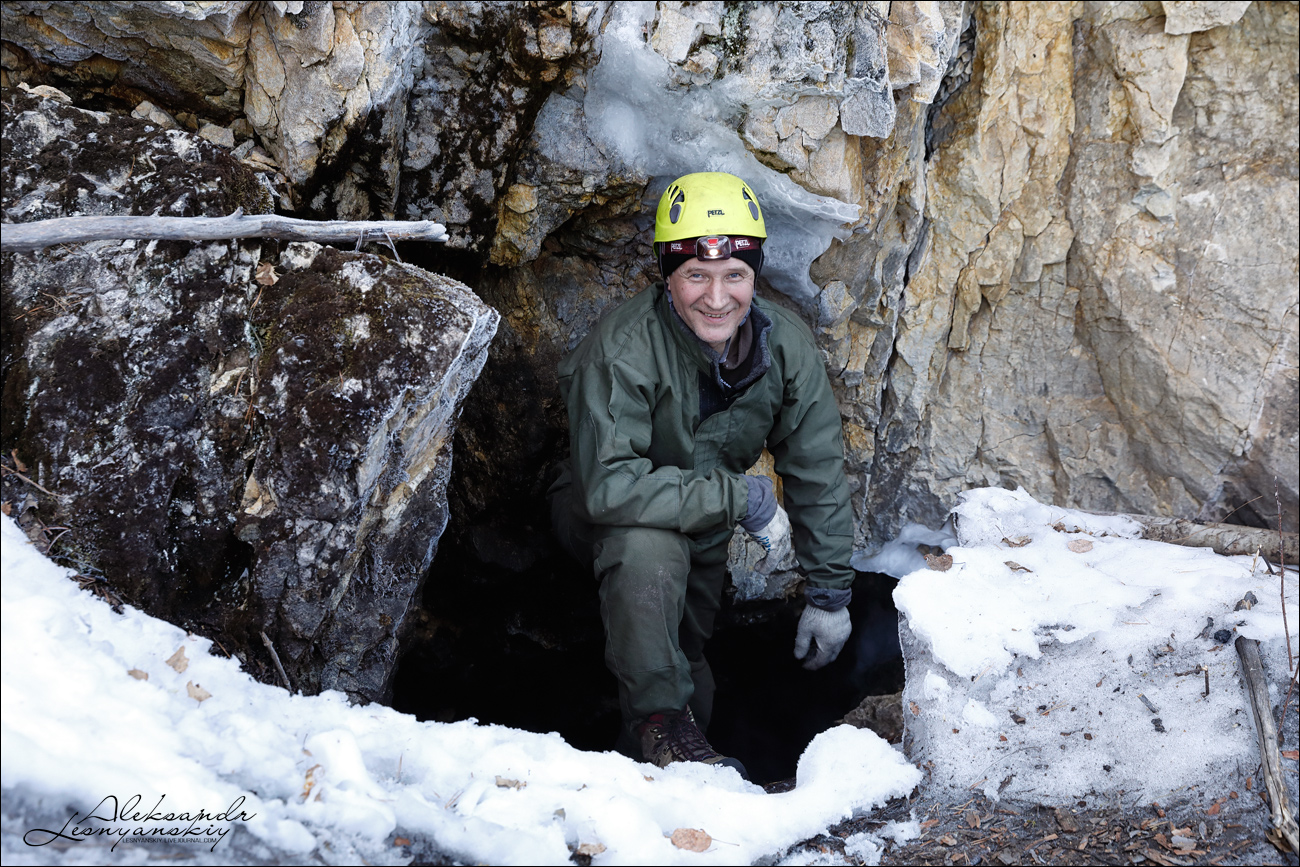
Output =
[
  {"x1": 897, "y1": 486, "x2": 1298, "y2": 804},
  {"x1": 1, "y1": 514, "x2": 921, "y2": 864}
]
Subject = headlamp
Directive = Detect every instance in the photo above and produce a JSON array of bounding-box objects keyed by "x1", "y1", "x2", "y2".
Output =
[{"x1": 662, "y1": 235, "x2": 761, "y2": 260}]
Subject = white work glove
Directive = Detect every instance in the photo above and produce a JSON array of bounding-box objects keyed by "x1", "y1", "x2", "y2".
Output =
[
  {"x1": 747, "y1": 504, "x2": 793, "y2": 569},
  {"x1": 794, "y1": 605, "x2": 851, "y2": 670}
]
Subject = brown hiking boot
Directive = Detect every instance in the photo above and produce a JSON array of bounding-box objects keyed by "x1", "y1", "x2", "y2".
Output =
[{"x1": 637, "y1": 707, "x2": 748, "y2": 779}]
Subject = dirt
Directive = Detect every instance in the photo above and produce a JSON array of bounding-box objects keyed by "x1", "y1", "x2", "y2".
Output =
[{"x1": 768, "y1": 783, "x2": 1298, "y2": 866}]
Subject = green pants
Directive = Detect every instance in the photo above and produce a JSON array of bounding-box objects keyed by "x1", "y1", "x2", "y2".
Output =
[{"x1": 550, "y1": 473, "x2": 732, "y2": 741}]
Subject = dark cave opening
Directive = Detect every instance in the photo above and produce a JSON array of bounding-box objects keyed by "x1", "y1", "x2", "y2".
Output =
[{"x1": 390, "y1": 531, "x2": 904, "y2": 785}]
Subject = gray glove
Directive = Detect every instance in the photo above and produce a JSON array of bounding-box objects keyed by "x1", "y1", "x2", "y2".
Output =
[
  {"x1": 740, "y1": 476, "x2": 792, "y2": 567},
  {"x1": 794, "y1": 605, "x2": 851, "y2": 670},
  {"x1": 749, "y1": 505, "x2": 793, "y2": 568}
]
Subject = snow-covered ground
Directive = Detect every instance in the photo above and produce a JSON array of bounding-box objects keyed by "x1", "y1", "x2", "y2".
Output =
[
  {"x1": 0, "y1": 514, "x2": 919, "y2": 866},
  {"x1": 895, "y1": 487, "x2": 1298, "y2": 809},
  {"x1": 4, "y1": 486, "x2": 1296, "y2": 865}
]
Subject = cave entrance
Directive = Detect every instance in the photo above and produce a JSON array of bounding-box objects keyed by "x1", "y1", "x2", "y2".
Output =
[{"x1": 389, "y1": 530, "x2": 904, "y2": 784}]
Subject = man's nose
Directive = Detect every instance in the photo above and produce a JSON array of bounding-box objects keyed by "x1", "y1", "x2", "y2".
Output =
[{"x1": 703, "y1": 279, "x2": 729, "y2": 308}]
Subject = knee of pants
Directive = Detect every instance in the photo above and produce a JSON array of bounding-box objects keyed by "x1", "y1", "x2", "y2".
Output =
[{"x1": 594, "y1": 526, "x2": 691, "y2": 611}]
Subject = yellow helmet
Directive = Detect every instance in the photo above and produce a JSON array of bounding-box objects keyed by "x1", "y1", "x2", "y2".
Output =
[{"x1": 654, "y1": 172, "x2": 767, "y2": 242}]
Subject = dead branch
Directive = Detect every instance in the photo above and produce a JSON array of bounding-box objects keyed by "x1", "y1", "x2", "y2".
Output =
[
  {"x1": 1, "y1": 210, "x2": 448, "y2": 253},
  {"x1": 260, "y1": 629, "x2": 293, "y2": 692},
  {"x1": 1234, "y1": 635, "x2": 1299, "y2": 853},
  {"x1": 1115, "y1": 514, "x2": 1298, "y2": 564}
]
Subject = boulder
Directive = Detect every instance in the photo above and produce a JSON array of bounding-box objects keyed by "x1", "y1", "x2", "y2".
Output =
[{"x1": 1, "y1": 89, "x2": 498, "y2": 701}]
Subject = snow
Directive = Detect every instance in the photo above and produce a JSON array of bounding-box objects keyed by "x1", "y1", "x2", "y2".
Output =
[
  {"x1": 851, "y1": 521, "x2": 956, "y2": 578},
  {"x1": 895, "y1": 487, "x2": 1299, "y2": 806},
  {"x1": 582, "y1": 2, "x2": 860, "y2": 302},
  {"x1": 6, "y1": 484, "x2": 1295, "y2": 862},
  {"x1": 0, "y1": 514, "x2": 920, "y2": 865}
]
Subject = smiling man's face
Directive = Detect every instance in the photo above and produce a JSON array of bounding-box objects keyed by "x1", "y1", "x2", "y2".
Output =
[{"x1": 666, "y1": 257, "x2": 756, "y2": 354}]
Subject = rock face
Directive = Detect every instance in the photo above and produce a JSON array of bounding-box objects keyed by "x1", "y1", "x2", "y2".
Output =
[
  {"x1": 2, "y1": 2, "x2": 1296, "y2": 704},
  {"x1": 1, "y1": 90, "x2": 498, "y2": 701}
]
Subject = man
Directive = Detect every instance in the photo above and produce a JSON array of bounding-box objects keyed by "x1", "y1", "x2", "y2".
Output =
[{"x1": 549, "y1": 172, "x2": 855, "y2": 777}]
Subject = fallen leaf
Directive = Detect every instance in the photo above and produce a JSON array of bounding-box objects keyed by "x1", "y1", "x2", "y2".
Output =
[
  {"x1": 166, "y1": 646, "x2": 189, "y2": 673},
  {"x1": 999, "y1": 735, "x2": 1008, "y2": 742},
  {"x1": 1281, "y1": 750, "x2": 1299, "y2": 760},
  {"x1": 1142, "y1": 847, "x2": 1174, "y2": 866},
  {"x1": 1084, "y1": 732, "x2": 1093, "y2": 740},
  {"x1": 939, "y1": 834, "x2": 958, "y2": 846},
  {"x1": 576, "y1": 842, "x2": 606, "y2": 856},
  {"x1": 0, "y1": 503, "x2": 10, "y2": 517},
  {"x1": 10, "y1": 449, "x2": 28, "y2": 472},
  {"x1": 186, "y1": 681, "x2": 212, "y2": 703},
  {"x1": 1003, "y1": 536, "x2": 1031, "y2": 547},
  {"x1": 1010, "y1": 711, "x2": 1026, "y2": 725},
  {"x1": 301, "y1": 764, "x2": 320, "y2": 801},
  {"x1": 909, "y1": 701, "x2": 921, "y2": 716},
  {"x1": 495, "y1": 776, "x2": 525, "y2": 789},
  {"x1": 920, "y1": 818, "x2": 940, "y2": 830},
  {"x1": 255, "y1": 262, "x2": 279, "y2": 286},
  {"x1": 127, "y1": 668, "x2": 148, "y2": 681},
  {"x1": 670, "y1": 828, "x2": 711, "y2": 852},
  {"x1": 1205, "y1": 802, "x2": 1220, "y2": 816},
  {"x1": 1052, "y1": 522, "x2": 1067, "y2": 532},
  {"x1": 924, "y1": 552, "x2": 954, "y2": 571},
  {"x1": 1055, "y1": 809, "x2": 1080, "y2": 833},
  {"x1": 1005, "y1": 561, "x2": 1032, "y2": 573},
  {"x1": 1067, "y1": 539, "x2": 1094, "y2": 553},
  {"x1": 393, "y1": 837, "x2": 410, "y2": 846},
  {"x1": 965, "y1": 810, "x2": 980, "y2": 829},
  {"x1": 1229, "y1": 791, "x2": 1238, "y2": 799},
  {"x1": 1246, "y1": 776, "x2": 1253, "y2": 791},
  {"x1": 644, "y1": 775, "x2": 654, "y2": 782}
]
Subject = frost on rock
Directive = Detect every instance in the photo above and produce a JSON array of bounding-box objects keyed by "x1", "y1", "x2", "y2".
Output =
[
  {"x1": 897, "y1": 487, "x2": 1299, "y2": 805},
  {"x1": 582, "y1": 1, "x2": 869, "y2": 302}
]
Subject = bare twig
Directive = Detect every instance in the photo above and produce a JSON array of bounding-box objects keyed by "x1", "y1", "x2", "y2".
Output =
[
  {"x1": 260, "y1": 629, "x2": 293, "y2": 692},
  {"x1": 1278, "y1": 482, "x2": 1293, "y2": 671},
  {"x1": 1, "y1": 210, "x2": 448, "y2": 253},
  {"x1": 0, "y1": 465, "x2": 56, "y2": 497},
  {"x1": 1278, "y1": 481, "x2": 1296, "y2": 738}
]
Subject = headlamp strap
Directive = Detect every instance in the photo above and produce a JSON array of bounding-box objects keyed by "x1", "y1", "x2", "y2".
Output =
[{"x1": 663, "y1": 235, "x2": 761, "y2": 260}]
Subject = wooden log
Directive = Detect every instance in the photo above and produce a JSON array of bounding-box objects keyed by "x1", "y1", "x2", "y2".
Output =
[
  {"x1": 1127, "y1": 515, "x2": 1297, "y2": 565},
  {"x1": 1, "y1": 211, "x2": 448, "y2": 253},
  {"x1": 1234, "y1": 635, "x2": 1299, "y2": 853}
]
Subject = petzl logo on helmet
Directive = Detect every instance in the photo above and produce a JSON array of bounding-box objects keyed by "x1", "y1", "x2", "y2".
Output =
[{"x1": 707, "y1": 209, "x2": 724, "y2": 216}]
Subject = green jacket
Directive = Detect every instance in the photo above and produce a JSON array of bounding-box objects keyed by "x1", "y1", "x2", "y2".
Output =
[{"x1": 558, "y1": 283, "x2": 855, "y2": 591}]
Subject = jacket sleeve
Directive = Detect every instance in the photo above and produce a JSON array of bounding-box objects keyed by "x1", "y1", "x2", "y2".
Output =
[
  {"x1": 563, "y1": 357, "x2": 748, "y2": 533},
  {"x1": 767, "y1": 343, "x2": 856, "y2": 592}
]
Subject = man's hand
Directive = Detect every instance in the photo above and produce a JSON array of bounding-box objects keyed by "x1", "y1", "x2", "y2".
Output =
[
  {"x1": 748, "y1": 504, "x2": 793, "y2": 567},
  {"x1": 740, "y1": 476, "x2": 792, "y2": 567},
  {"x1": 793, "y1": 606, "x2": 851, "y2": 670}
]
